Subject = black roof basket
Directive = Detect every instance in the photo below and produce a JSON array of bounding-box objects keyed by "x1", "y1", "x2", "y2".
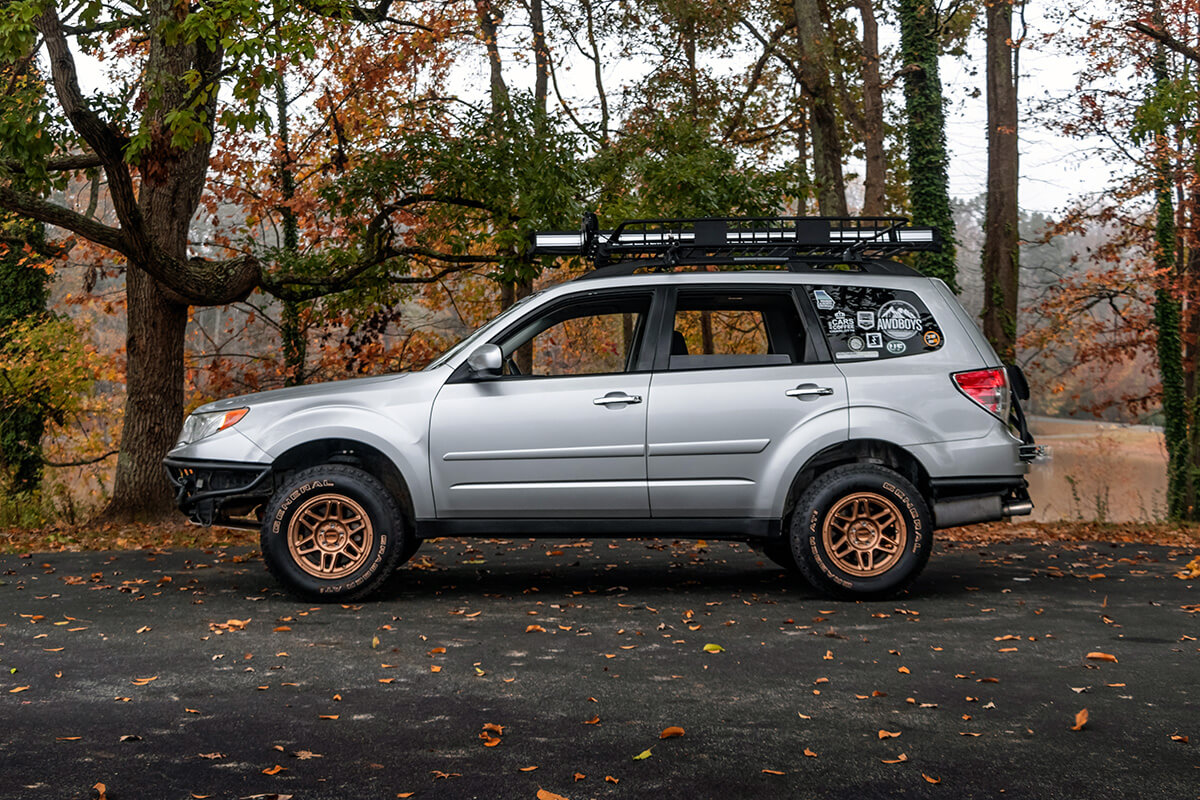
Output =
[{"x1": 529, "y1": 213, "x2": 942, "y2": 279}]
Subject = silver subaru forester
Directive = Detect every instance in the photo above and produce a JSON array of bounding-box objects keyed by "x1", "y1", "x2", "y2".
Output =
[{"x1": 165, "y1": 216, "x2": 1037, "y2": 601}]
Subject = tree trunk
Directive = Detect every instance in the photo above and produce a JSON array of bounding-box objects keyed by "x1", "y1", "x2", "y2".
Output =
[
  {"x1": 898, "y1": 0, "x2": 957, "y2": 288},
  {"x1": 531, "y1": 0, "x2": 549, "y2": 112},
  {"x1": 792, "y1": 0, "x2": 848, "y2": 217},
  {"x1": 476, "y1": 0, "x2": 509, "y2": 112},
  {"x1": 105, "y1": 267, "x2": 188, "y2": 518},
  {"x1": 854, "y1": 0, "x2": 886, "y2": 216},
  {"x1": 981, "y1": 0, "x2": 1020, "y2": 361}
]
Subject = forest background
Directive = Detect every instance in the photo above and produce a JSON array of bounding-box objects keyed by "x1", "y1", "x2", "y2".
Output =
[{"x1": 0, "y1": 0, "x2": 1197, "y2": 531}]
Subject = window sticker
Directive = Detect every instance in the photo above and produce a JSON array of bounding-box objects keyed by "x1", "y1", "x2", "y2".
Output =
[{"x1": 807, "y1": 285, "x2": 943, "y2": 360}]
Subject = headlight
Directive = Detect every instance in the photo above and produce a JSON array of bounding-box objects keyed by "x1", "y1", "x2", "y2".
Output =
[{"x1": 177, "y1": 408, "x2": 248, "y2": 446}]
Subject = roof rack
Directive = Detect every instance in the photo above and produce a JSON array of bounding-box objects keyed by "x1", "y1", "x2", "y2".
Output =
[{"x1": 529, "y1": 213, "x2": 942, "y2": 277}]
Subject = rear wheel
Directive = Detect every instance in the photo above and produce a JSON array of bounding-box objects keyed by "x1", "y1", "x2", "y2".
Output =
[
  {"x1": 261, "y1": 465, "x2": 410, "y2": 601},
  {"x1": 790, "y1": 464, "x2": 932, "y2": 600}
]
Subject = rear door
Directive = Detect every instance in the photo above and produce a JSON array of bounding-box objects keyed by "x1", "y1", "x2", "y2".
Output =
[{"x1": 645, "y1": 286, "x2": 849, "y2": 519}]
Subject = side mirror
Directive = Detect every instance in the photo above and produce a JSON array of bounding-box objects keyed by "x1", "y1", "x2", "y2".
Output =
[{"x1": 466, "y1": 344, "x2": 503, "y2": 378}]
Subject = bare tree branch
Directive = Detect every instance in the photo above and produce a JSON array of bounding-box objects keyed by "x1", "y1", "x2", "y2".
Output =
[{"x1": 1128, "y1": 20, "x2": 1200, "y2": 64}]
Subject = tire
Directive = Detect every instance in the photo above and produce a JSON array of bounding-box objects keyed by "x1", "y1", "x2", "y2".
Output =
[
  {"x1": 790, "y1": 464, "x2": 932, "y2": 600},
  {"x1": 396, "y1": 536, "x2": 423, "y2": 568},
  {"x1": 757, "y1": 538, "x2": 801, "y2": 573},
  {"x1": 261, "y1": 464, "x2": 410, "y2": 601}
]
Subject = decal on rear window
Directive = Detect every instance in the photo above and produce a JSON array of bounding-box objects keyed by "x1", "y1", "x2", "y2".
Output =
[{"x1": 807, "y1": 286, "x2": 943, "y2": 361}]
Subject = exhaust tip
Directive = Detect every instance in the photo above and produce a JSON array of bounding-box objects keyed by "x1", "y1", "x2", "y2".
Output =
[{"x1": 1002, "y1": 500, "x2": 1034, "y2": 517}]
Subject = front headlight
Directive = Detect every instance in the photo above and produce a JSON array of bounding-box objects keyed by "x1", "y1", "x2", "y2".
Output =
[{"x1": 177, "y1": 408, "x2": 248, "y2": 446}]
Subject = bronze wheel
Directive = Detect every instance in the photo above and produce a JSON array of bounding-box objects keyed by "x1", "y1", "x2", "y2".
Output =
[
  {"x1": 791, "y1": 464, "x2": 932, "y2": 600},
  {"x1": 821, "y1": 491, "x2": 908, "y2": 577},
  {"x1": 286, "y1": 493, "x2": 375, "y2": 580}
]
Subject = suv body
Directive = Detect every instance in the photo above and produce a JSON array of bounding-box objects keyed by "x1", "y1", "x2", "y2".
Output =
[{"x1": 165, "y1": 217, "x2": 1036, "y2": 600}]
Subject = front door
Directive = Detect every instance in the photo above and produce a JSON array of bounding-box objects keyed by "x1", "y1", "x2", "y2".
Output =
[
  {"x1": 429, "y1": 290, "x2": 656, "y2": 518},
  {"x1": 646, "y1": 287, "x2": 849, "y2": 518}
]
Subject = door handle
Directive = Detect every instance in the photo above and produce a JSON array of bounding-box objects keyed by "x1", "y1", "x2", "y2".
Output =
[
  {"x1": 786, "y1": 384, "x2": 834, "y2": 399},
  {"x1": 594, "y1": 393, "x2": 643, "y2": 406}
]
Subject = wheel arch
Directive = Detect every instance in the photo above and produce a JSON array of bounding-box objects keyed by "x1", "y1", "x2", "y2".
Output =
[
  {"x1": 780, "y1": 439, "x2": 932, "y2": 524},
  {"x1": 271, "y1": 438, "x2": 417, "y2": 528}
]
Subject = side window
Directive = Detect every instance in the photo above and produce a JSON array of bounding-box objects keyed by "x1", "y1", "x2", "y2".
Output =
[
  {"x1": 668, "y1": 291, "x2": 808, "y2": 370},
  {"x1": 496, "y1": 293, "x2": 651, "y2": 377},
  {"x1": 808, "y1": 285, "x2": 944, "y2": 361}
]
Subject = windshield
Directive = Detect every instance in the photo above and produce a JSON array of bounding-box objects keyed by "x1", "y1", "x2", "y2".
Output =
[{"x1": 424, "y1": 292, "x2": 541, "y2": 370}]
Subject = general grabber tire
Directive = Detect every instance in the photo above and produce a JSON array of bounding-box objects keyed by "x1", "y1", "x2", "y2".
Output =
[
  {"x1": 261, "y1": 465, "x2": 410, "y2": 602},
  {"x1": 790, "y1": 464, "x2": 933, "y2": 600}
]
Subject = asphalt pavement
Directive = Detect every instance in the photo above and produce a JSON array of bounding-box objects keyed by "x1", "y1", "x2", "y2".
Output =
[{"x1": 1, "y1": 536, "x2": 1197, "y2": 800}]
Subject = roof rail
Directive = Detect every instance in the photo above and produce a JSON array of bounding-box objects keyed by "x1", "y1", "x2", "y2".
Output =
[{"x1": 529, "y1": 213, "x2": 942, "y2": 273}]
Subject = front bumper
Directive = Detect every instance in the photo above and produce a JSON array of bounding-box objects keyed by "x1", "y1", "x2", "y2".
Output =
[{"x1": 164, "y1": 457, "x2": 273, "y2": 528}]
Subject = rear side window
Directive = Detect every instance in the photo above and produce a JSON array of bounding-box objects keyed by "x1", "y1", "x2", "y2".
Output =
[
  {"x1": 668, "y1": 290, "x2": 808, "y2": 370},
  {"x1": 807, "y1": 285, "x2": 944, "y2": 361}
]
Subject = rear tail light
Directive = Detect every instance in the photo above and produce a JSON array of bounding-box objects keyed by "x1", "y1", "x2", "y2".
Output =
[{"x1": 952, "y1": 368, "x2": 1010, "y2": 420}]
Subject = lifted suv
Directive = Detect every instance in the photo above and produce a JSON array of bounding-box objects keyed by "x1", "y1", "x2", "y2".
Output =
[{"x1": 165, "y1": 216, "x2": 1037, "y2": 601}]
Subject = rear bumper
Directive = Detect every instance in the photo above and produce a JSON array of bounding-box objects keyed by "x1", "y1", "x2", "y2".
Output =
[{"x1": 163, "y1": 457, "x2": 272, "y2": 528}]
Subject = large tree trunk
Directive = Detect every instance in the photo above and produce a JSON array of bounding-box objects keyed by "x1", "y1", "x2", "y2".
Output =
[
  {"x1": 981, "y1": 0, "x2": 1020, "y2": 361},
  {"x1": 792, "y1": 0, "x2": 848, "y2": 216},
  {"x1": 106, "y1": 268, "x2": 187, "y2": 518},
  {"x1": 854, "y1": 0, "x2": 886, "y2": 216},
  {"x1": 898, "y1": 0, "x2": 957, "y2": 288}
]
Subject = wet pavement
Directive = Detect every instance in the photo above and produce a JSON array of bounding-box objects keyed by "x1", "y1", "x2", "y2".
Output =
[{"x1": 1, "y1": 536, "x2": 1197, "y2": 799}]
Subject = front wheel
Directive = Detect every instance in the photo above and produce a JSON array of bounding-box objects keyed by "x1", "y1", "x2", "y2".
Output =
[
  {"x1": 261, "y1": 465, "x2": 410, "y2": 601},
  {"x1": 790, "y1": 464, "x2": 932, "y2": 600}
]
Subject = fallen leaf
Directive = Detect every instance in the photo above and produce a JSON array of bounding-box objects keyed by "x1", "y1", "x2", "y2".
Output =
[
  {"x1": 9, "y1": 686, "x2": 30, "y2": 693},
  {"x1": 632, "y1": 748, "x2": 653, "y2": 760},
  {"x1": 604, "y1": 776, "x2": 618, "y2": 784},
  {"x1": 881, "y1": 753, "x2": 908, "y2": 764},
  {"x1": 660, "y1": 726, "x2": 685, "y2": 739},
  {"x1": 803, "y1": 747, "x2": 817, "y2": 757},
  {"x1": 526, "y1": 625, "x2": 546, "y2": 633},
  {"x1": 198, "y1": 752, "x2": 225, "y2": 759},
  {"x1": 93, "y1": 783, "x2": 107, "y2": 800},
  {"x1": 583, "y1": 716, "x2": 600, "y2": 725},
  {"x1": 897, "y1": 666, "x2": 910, "y2": 674},
  {"x1": 1086, "y1": 652, "x2": 1118, "y2": 663},
  {"x1": 262, "y1": 764, "x2": 286, "y2": 775},
  {"x1": 761, "y1": 769, "x2": 785, "y2": 775},
  {"x1": 520, "y1": 766, "x2": 539, "y2": 772},
  {"x1": 293, "y1": 750, "x2": 322, "y2": 760},
  {"x1": 397, "y1": 794, "x2": 415, "y2": 798},
  {"x1": 573, "y1": 772, "x2": 585, "y2": 781},
  {"x1": 274, "y1": 626, "x2": 291, "y2": 632},
  {"x1": 823, "y1": 649, "x2": 833, "y2": 660},
  {"x1": 130, "y1": 676, "x2": 158, "y2": 686},
  {"x1": 119, "y1": 735, "x2": 141, "y2": 742},
  {"x1": 922, "y1": 773, "x2": 941, "y2": 784},
  {"x1": 878, "y1": 730, "x2": 901, "y2": 739},
  {"x1": 483, "y1": 723, "x2": 504, "y2": 734},
  {"x1": 1071, "y1": 708, "x2": 1088, "y2": 731},
  {"x1": 1170, "y1": 734, "x2": 1189, "y2": 743},
  {"x1": 482, "y1": 736, "x2": 501, "y2": 747},
  {"x1": 702, "y1": 643, "x2": 725, "y2": 653},
  {"x1": 318, "y1": 715, "x2": 339, "y2": 720},
  {"x1": 371, "y1": 635, "x2": 380, "y2": 649},
  {"x1": 536, "y1": 790, "x2": 569, "y2": 800},
  {"x1": 56, "y1": 736, "x2": 81, "y2": 741},
  {"x1": 430, "y1": 665, "x2": 442, "y2": 673},
  {"x1": 429, "y1": 647, "x2": 446, "y2": 655}
]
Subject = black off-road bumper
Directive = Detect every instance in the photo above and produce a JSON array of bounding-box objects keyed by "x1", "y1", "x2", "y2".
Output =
[{"x1": 163, "y1": 457, "x2": 273, "y2": 528}]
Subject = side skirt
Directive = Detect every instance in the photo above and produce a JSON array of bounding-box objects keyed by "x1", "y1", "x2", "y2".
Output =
[{"x1": 414, "y1": 517, "x2": 781, "y2": 540}]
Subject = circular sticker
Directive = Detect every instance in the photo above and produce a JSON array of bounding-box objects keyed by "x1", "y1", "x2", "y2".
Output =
[
  {"x1": 847, "y1": 335, "x2": 865, "y2": 351},
  {"x1": 886, "y1": 340, "x2": 907, "y2": 355},
  {"x1": 922, "y1": 330, "x2": 942, "y2": 348},
  {"x1": 877, "y1": 300, "x2": 923, "y2": 341}
]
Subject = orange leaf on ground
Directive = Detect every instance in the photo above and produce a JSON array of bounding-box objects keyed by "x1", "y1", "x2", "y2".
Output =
[
  {"x1": 605, "y1": 776, "x2": 618, "y2": 784},
  {"x1": 483, "y1": 736, "x2": 501, "y2": 747},
  {"x1": 1071, "y1": 708, "x2": 1089, "y2": 731},
  {"x1": 660, "y1": 726, "x2": 685, "y2": 739},
  {"x1": 1086, "y1": 652, "x2": 1118, "y2": 663},
  {"x1": 430, "y1": 665, "x2": 442, "y2": 673},
  {"x1": 803, "y1": 748, "x2": 818, "y2": 757},
  {"x1": 483, "y1": 723, "x2": 505, "y2": 734},
  {"x1": 878, "y1": 730, "x2": 901, "y2": 739},
  {"x1": 923, "y1": 774, "x2": 941, "y2": 784},
  {"x1": 536, "y1": 790, "x2": 570, "y2": 800},
  {"x1": 520, "y1": 766, "x2": 539, "y2": 772},
  {"x1": 897, "y1": 666, "x2": 910, "y2": 674},
  {"x1": 273, "y1": 626, "x2": 291, "y2": 632},
  {"x1": 526, "y1": 625, "x2": 546, "y2": 633},
  {"x1": 584, "y1": 716, "x2": 600, "y2": 725},
  {"x1": 318, "y1": 714, "x2": 339, "y2": 720},
  {"x1": 262, "y1": 764, "x2": 286, "y2": 775},
  {"x1": 397, "y1": 794, "x2": 415, "y2": 798},
  {"x1": 429, "y1": 647, "x2": 446, "y2": 655},
  {"x1": 881, "y1": 753, "x2": 908, "y2": 764},
  {"x1": 762, "y1": 769, "x2": 786, "y2": 775},
  {"x1": 1170, "y1": 734, "x2": 1189, "y2": 743},
  {"x1": 573, "y1": 772, "x2": 585, "y2": 781}
]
